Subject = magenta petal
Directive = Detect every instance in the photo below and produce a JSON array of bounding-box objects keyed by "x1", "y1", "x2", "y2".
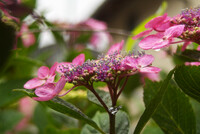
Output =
[
  {"x1": 32, "y1": 96, "x2": 54, "y2": 101},
  {"x1": 35, "y1": 83, "x2": 55, "y2": 97},
  {"x1": 139, "y1": 34, "x2": 164, "y2": 50},
  {"x1": 72, "y1": 54, "x2": 85, "y2": 66},
  {"x1": 140, "y1": 66, "x2": 161, "y2": 73},
  {"x1": 132, "y1": 29, "x2": 153, "y2": 40},
  {"x1": 37, "y1": 66, "x2": 50, "y2": 79},
  {"x1": 181, "y1": 41, "x2": 191, "y2": 51},
  {"x1": 164, "y1": 25, "x2": 185, "y2": 38},
  {"x1": 53, "y1": 76, "x2": 66, "y2": 94},
  {"x1": 24, "y1": 78, "x2": 46, "y2": 89},
  {"x1": 49, "y1": 62, "x2": 58, "y2": 76},
  {"x1": 145, "y1": 13, "x2": 167, "y2": 29},
  {"x1": 121, "y1": 57, "x2": 138, "y2": 69},
  {"x1": 107, "y1": 40, "x2": 124, "y2": 54},
  {"x1": 138, "y1": 55, "x2": 154, "y2": 67},
  {"x1": 151, "y1": 40, "x2": 170, "y2": 49}
]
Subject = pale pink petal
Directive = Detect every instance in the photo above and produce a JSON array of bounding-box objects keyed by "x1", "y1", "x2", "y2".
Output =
[
  {"x1": 145, "y1": 13, "x2": 167, "y2": 29},
  {"x1": 53, "y1": 76, "x2": 66, "y2": 94},
  {"x1": 197, "y1": 46, "x2": 200, "y2": 51},
  {"x1": 107, "y1": 40, "x2": 124, "y2": 54},
  {"x1": 132, "y1": 29, "x2": 153, "y2": 40},
  {"x1": 181, "y1": 41, "x2": 191, "y2": 51},
  {"x1": 164, "y1": 25, "x2": 185, "y2": 39},
  {"x1": 37, "y1": 66, "x2": 50, "y2": 79},
  {"x1": 142, "y1": 73, "x2": 160, "y2": 81},
  {"x1": 20, "y1": 24, "x2": 35, "y2": 47},
  {"x1": 49, "y1": 62, "x2": 58, "y2": 76},
  {"x1": 140, "y1": 66, "x2": 161, "y2": 73},
  {"x1": 139, "y1": 34, "x2": 164, "y2": 50},
  {"x1": 185, "y1": 62, "x2": 200, "y2": 66},
  {"x1": 121, "y1": 57, "x2": 138, "y2": 70},
  {"x1": 84, "y1": 18, "x2": 107, "y2": 30},
  {"x1": 138, "y1": 55, "x2": 154, "y2": 67},
  {"x1": 35, "y1": 83, "x2": 55, "y2": 97},
  {"x1": 72, "y1": 53, "x2": 85, "y2": 66},
  {"x1": 24, "y1": 78, "x2": 45, "y2": 89}
]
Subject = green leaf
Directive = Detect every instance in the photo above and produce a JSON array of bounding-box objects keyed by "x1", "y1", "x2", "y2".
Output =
[
  {"x1": 87, "y1": 89, "x2": 112, "y2": 107},
  {"x1": 144, "y1": 80, "x2": 196, "y2": 134},
  {"x1": 0, "y1": 80, "x2": 28, "y2": 108},
  {"x1": 14, "y1": 89, "x2": 105, "y2": 134},
  {"x1": 190, "y1": 99, "x2": 200, "y2": 134},
  {"x1": 33, "y1": 104, "x2": 52, "y2": 134},
  {"x1": 81, "y1": 111, "x2": 130, "y2": 134},
  {"x1": 174, "y1": 65, "x2": 200, "y2": 103},
  {"x1": 13, "y1": 56, "x2": 45, "y2": 67},
  {"x1": 134, "y1": 68, "x2": 175, "y2": 134},
  {"x1": 0, "y1": 110, "x2": 23, "y2": 133},
  {"x1": 125, "y1": 1, "x2": 167, "y2": 51}
]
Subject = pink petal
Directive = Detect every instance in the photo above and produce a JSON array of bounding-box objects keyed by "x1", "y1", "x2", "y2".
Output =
[
  {"x1": 139, "y1": 34, "x2": 164, "y2": 50},
  {"x1": 132, "y1": 29, "x2": 153, "y2": 40},
  {"x1": 197, "y1": 46, "x2": 200, "y2": 51},
  {"x1": 24, "y1": 78, "x2": 46, "y2": 89},
  {"x1": 185, "y1": 62, "x2": 200, "y2": 66},
  {"x1": 181, "y1": 41, "x2": 191, "y2": 51},
  {"x1": 32, "y1": 95, "x2": 55, "y2": 101},
  {"x1": 140, "y1": 66, "x2": 161, "y2": 73},
  {"x1": 72, "y1": 53, "x2": 85, "y2": 66},
  {"x1": 138, "y1": 55, "x2": 154, "y2": 67},
  {"x1": 35, "y1": 83, "x2": 55, "y2": 97},
  {"x1": 164, "y1": 25, "x2": 185, "y2": 39},
  {"x1": 107, "y1": 40, "x2": 124, "y2": 54},
  {"x1": 121, "y1": 57, "x2": 138, "y2": 70},
  {"x1": 151, "y1": 40, "x2": 170, "y2": 49},
  {"x1": 49, "y1": 62, "x2": 58, "y2": 76},
  {"x1": 53, "y1": 76, "x2": 66, "y2": 94},
  {"x1": 155, "y1": 17, "x2": 171, "y2": 31},
  {"x1": 145, "y1": 13, "x2": 168, "y2": 29},
  {"x1": 84, "y1": 18, "x2": 107, "y2": 30},
  {"x1": 37, "y1": 66, "x2": 50, "y2": 79},
  {"x1": 141, "y1": 73, "x2": 160, "y2": 82},
  {"x1": 20, "y1": 24, "x2": 35, "y2": 47}
]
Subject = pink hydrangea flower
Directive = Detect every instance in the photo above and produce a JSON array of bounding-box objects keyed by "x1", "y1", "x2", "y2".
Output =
[
  {"x1": 57, "y1": 53, "x2": 85, "y2": 74},
  {"x1": 132, "y1": 13, "x2": 171, "y2": 40},
  {"x1": 185, "y1": 62, "x2": 200, "y2": 66},
  {"x1": 107, "y1": 40, "x2": 124, "y2": 54},
  {"x1": 18, "y1": 23, "x2": 36, "y2": 48},
  {"x1": 33, "y1": 76, "x2": 66, "y2": 101},
  {"x1": 24, "y1": 62, "x2": 58, "y2": 89},
  {"x1": 121, "y1": 54, "x2": 160, "y2": 73},
  {"x1": 139, "y1": 25, "x2": 185, "y2": 50}
]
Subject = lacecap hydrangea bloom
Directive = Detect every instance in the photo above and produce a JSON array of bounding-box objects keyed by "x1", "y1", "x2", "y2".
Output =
[
  {"x1": 24, "y1": 40, "x2": 160, "y2": 101},
  {"x1": 133, "y1": 7, "x2": 200, "y2": 51}
]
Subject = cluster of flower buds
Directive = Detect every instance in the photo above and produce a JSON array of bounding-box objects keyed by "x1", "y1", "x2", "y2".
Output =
[
  {"x1": 133, "y1": 7, "x2": 200, "y2": 51},
  {"x1": 172, "y1": 8, "x2": 200, "y2": 45},
  {"x1": 24, "y1": 40, "x2": 160, "y2": 101}
]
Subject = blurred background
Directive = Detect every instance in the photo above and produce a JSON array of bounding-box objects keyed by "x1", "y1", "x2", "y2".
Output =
[{"x1": 0, "y1": 0, "x2": 199, "y2": 133}]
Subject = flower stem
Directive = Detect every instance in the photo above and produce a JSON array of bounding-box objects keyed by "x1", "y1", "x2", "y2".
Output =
[{"x1": 109, "y1": 113, "x2": 116, "y2": 134}]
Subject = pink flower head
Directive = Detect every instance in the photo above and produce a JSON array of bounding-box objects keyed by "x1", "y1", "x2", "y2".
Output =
[
  {"x1": 107, "y1": 40, "x2": 124, "y2": 54},
  {"x1": 19, "y1": 24, "x2": 36, "y2": 48},
  {"x1": 185, "y1": 62, "x2": 200, "y2": 66},
  {"x1": 132, "y1": 13, "x2": 171, "y2": 40},
  {"x1": 24, "y1": 62, "x2": 58, "y2": 89},
  {"x1": 121, "y1": 54, "x2": 160, "y2": 73},
  {"x1": 83, "y1": 18, "x2": 107, "y2": 30},
  {"x1": 33, "y1": 76, "x2": 66, "y2": 101},
  {"x1": 57, "y1": 53, "x2": 85, "y2": 74},
  {"x1": 139, "y1": 25, "x2": 185, "y2": 50}
]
